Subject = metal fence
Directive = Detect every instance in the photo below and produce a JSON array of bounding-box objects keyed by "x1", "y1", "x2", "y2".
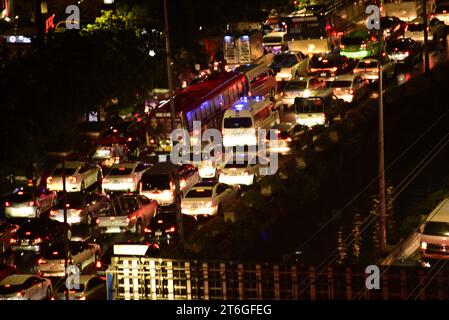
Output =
[{"x1": 106, "y1": 257, "x2": 449, "y2": 300}]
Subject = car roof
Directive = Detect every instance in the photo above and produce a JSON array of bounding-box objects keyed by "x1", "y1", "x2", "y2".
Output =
[
  {"x1": 144, "y1": 162, "x2": 178, "y2": 175},
  {"x1": 110, "y1": 163, "x2": 139, "y2": 169},
  {"x1": 426, "y1": 198, "x2": 449, "y2": 223},
  {"x1": 0, "y1": 274, "x2": 34, "y2": 285},
  {"x1": 192, "y1": 181, "x2": 217, "y2": 188}
]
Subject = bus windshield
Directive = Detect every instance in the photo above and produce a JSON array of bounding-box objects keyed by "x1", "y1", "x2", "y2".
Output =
[{"x1": 341, "y1": 37, "x2": 364, "y2": 46}]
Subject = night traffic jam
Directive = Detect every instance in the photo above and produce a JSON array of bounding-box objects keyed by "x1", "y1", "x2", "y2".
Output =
[{"x1": 1, "y1": 0, "x2": 449, "y2": 304}]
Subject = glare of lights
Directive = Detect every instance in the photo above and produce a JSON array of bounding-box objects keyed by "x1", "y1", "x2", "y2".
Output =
[
  {"x1": 149, "y1": 50, "x2": 156, "y2": 57},
  {"x1": 303, "y1": 89, "x2": 311, "y2": 98},
  {"x1": 5, "y1": 17, "x2": 11, "y2": 22},
  {"x1": 103, "y1": 0, "x2": 114, "y2": 4},
  {"x1": 199, "y1": 26, "x2": 202, "y2": 31}
]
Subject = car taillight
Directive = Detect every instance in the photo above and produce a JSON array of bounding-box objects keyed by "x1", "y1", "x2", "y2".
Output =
[
  {"x1": 33, "y1": 238, "x2": 43, "y2": 244},
  {"x1": 60, "y1": 260, "x2": 65, "y2": 264},
  {"x1": 16, "y1": 291, "x2": 25, "y2": 298},
  {"x1": 4, "y1": 201, "x2": 10, "y2": 207},
  {"x1": 340, "y1": 44, "x2": 345, "y2": 49},
  {"x1": 38, "y1": 259, "x2": 48, "y2": 264},
  {"x1": 10, "y1": 238, "x2": 17, "y2": 244},
  {"x1": 285, "y1": 137, "x2": 292, "y2": 142},
  {"x1": 180, "y1": 179, "x2": 186, "y2": 189},
  {"x1": 360, "y1": 43, "x2": 366, "y2": 49},
  {"x1": 50, "y1": 210, "x2": 57, "y2": 216},
  {"x1": 350, "y1": 89, "x2": 354, "y2": 95},
  {"x1": 405, "y1": 25, "x2": 408, "y2": 32},
  {"x1": 102, "y1": 178, "x2": 108, "y2": 183},
  {"x1": 96, "y1": 218, "x2": 100, "y2": 224},
  {"x1": 68, "y1": 176, "x2": 77, "y2": 184},
  {"x1": 28, "y1": 201, "x2": 36, "y2": 207},
  {"x1": 96, "y1": 261, "x2": 102, "y2": 269},
  {"x1": 144, "y1": 228, "x2": 152, "y2": 233},
  {"x1": 127, "y1": 137, "x2": 132, "y2": 142},
  {"x1": 405, "y1": 51, "x2": 410, "y2": 57},
  {"x1": 243, "y1": 171, "x2": 249, "y2": 176},
  {"x1": 165, "y1": 226, "x2": 176, "y2": 233},
  {"x1": 46, "y1": 177, "x2": 53, "y2": 184},
  {"x1": 204, "y1": 201, "x2": 213, "y2": 208},
  {"x1": 126, "y1": 217, "x2": 130, "y2": 224}
]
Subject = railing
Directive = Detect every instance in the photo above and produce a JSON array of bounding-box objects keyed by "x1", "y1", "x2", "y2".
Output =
[{"x1": 107, "y1": 257, "x2": 449, "y2": 300}]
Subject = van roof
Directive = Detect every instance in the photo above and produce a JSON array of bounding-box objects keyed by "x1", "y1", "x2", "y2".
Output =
[
  {"x1": 426, "y1": 198, "x2": 449, "y2": 223},
  {"x1": 263, "y1": 31, "x2": 287, "y2": 38},
  {"x1": 143, "y1": 162, "x2": 177, "y2": 175}
]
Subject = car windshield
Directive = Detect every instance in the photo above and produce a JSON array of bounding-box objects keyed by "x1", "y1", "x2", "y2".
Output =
[
  {"x1": 331, "y1": 81, "x2": 352, "y2": 88},
  {"x1": 7, "y1": 192, "x2": 33, "y2": 202},
  {"x1": 407, "y1": 24, "x2": 424, "y2": 32},
  {"x1": 341, "y1": 36, "x2": 364, "y2": 46},
  {"x1": 0, "y1": 282, "x2": 28, "y2": 294},
  {"x1": 52, "y1": 168, "x2": 77, "y2": 176},
  {"x1": 141, "y1": 174, "x2": 170, "y2": 190},
  {"x1": 108, "y1": 168, "x2": 133, "y2": 175},
  {"x1": 357, "y1": 61, "x2": 378, "y2": 68},
  {"x1": 435, "y1": 5, "x2": 449, "y2": 13},
  {"x1": 186, "y1": 188, "x2": 213, "y2": 198},
  {"x1": 380, "y1": 17, "x2": 397, "y2": 28},
  {"x1": 225, "y1": 162, "x2": 249, "y2": 169},
  {"x1": 388, "y1": 42, "x2": 409, "y2": 51},
  {"x1": 43, "y1": 244, "x2": 66, "y2": 259},
  {"x1": 295, "y1": 98, "x2": 325, "y2": 113},
  {"x1": 310, "y1": 56, "x2": 337, "y2": 68},
  {"x1": 264, "y1": 36, "x2": 283, "y2": 44},
  {"x1": 55, "y1": 193, "x2": 84, "y2": 209},
  {"x1": 422, "y1": 221, "x2": 449, "y2": 236},
  {"x1": 285, "y1": 81, "x2": 308, "y2": 90},
  {"x1": 272, "y1": 54, "x2": 298, "y2": 67},
  {"x1": 224, "y1": 117, "x2": 252, "y2": 129}
]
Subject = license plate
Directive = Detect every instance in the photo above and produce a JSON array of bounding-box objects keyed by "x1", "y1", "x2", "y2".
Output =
[
  {"x1": 320, "y1": 73, "x2": 327, "y2": 77},
  {"x1": 106, "y1": 227, "x2": 121, "y2": 233},
  {"x1": 155, "y1": 231, "x2": 162, "y2": 236}
]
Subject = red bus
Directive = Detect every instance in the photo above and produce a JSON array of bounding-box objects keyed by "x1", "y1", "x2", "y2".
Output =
[{"x1": 149, "y1": 71, "x2": 248, "y2": 146}]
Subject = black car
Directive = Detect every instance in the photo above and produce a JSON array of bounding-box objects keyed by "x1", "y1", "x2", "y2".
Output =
[
  {"x1": 10, "y1": 219, "x2": 71, "y2": 252},
  {"x1": 309, "y1": 54, "x2": 356, "y2": 78},
  {"x1": 144, "y1": 212, "x2": 198, "y2": 247},
  {"x1": 387, "y1": 38, "x2": 422, "y2": 65},
  {"x1": 380, "y1": 16, "x2": 406, "y2": 41}
]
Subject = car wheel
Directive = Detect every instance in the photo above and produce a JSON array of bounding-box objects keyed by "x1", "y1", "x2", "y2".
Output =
[
  {"x1": 46, "y1": 287, "x2": 52, "y2": 300},
  {"x1": 67, "y1": 228, "x2": 72, "y2": 240},
  {"x1": 81, "y1": 181, "x2": 86, "y2": 192},
  {"x1": 35, "y1": 208, "x2": 41, "y2": 219},
  {"x1": 135, "y1": 219, "x2": 143, "y2": 235}
]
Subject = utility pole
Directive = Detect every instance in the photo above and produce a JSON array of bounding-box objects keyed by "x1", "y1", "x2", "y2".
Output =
[
  {"x1": 163, "y1": 0, "x2": 185, "y2": 250},
  {"x1": 62, "y1": 159, "x2": 70, "y2": 300},
  {"x1": 378, "y1": 21, "x2": 386, "y2": 255},
  {"x1": 422, "y1": 0, "x2": 430, "y2": 73}
]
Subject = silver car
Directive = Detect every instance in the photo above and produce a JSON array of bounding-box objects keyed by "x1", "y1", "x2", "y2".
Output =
[
  {"x1": 182, "y1": 182, "x2": 241, "y2": 217},
  {"x1": 102, "y1": 162, "x2": 152, "y2": 193},
  {"x1": 53, "y1": 275, "x2": 105, "y2": 300},
  {"x1": 49, "y1": 192, "x2": 110, "y2": 226},
  {"x1": 0, "y1": 274, "x2": 52, "y2": 300},
  {"x1": 4, "y1": 186, "x2": 57, "y2": 219}
]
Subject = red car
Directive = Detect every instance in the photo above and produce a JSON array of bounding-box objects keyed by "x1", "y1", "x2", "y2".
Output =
[{"x1": 380, "y1": 16, "x2": 407, "y2": 42}]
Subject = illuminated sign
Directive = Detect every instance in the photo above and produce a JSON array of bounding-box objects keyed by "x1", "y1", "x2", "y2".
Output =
[
  {"x1": 46, "y1": 14, "x2": 55, "y2": 33},
  {"x1": 6, "y1": 35, "x2": 32, "y2": 44}
]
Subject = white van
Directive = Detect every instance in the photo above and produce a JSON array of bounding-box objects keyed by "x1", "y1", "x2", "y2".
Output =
[
  {"x1": 222, "y1": 96, "x2": 278, "y2": 147},
  {"x1": 234, "y1": 63, "x2": 277, "y2": 100},
  {"x1": 263, "y1": 31, "x2": 289, "y2": 53},
  {"x1": 420, "y1": 198, "x2": 449, "y2": 260}
]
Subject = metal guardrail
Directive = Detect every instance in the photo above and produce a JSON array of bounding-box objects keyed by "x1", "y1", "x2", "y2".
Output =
[{"x1": 107, "y1": 257, "x2": 449, "y2": 300}]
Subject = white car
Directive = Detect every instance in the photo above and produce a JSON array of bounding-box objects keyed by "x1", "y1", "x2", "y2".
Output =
[
  {"x1": 0, "y1": 274, "x2": 52, "y2": 300},
  {"x1": 281, "y1": 77, "x2": 327, "y2": 107},
  {"x1": 353, "y1": 56, "x2": 395, "y2": 81},
  {"x1": 47, "y1": 161, "x2": 103, "y2": 192},
  {"x1": 4, "y1": 186, "x2": 57, "y2": 219},
  {"x1": 219, "y1": 157, "x2": 266, "y2": 186},
  {"x1": 178, "y1": 151, "x2": 221, "y2": 179},
  {"x1": 433, "y1": 4, "x2": 449, "y2": 25},
  {"x1": 181, "y1": 182, "x2": 241, "y2": 217},
  {"x1": 102, "y1": 162, "x2": 152, "y2": 193},
  {"x1": 271, "y1": 52, "x2": 310, "y2": 81},
  {"x1": 53, "y1": 275, "x2": 106, "y2": 300},
  {"x1": 330, "y1": 74, "x2": 369, "y2": 103},
  {"x1": 38, "y1": 241, "x2": 101, "y2": 277}
]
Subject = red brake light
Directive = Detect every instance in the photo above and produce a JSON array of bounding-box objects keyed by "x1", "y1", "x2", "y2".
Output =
[
  {"x1": 144, "y1": 228, "x2": 152, "y2": 233},
  {"x1": 46, "y1": 177, "x2": 53, "y2": 184},
  {"x1": 5, "y1": 201, "x2": 10, "y2": 207},
  {"x1": 96, "y1": 218, "x2": 100, "y2": 224},
  {"x1": 165, "y1": 226, "x2": 176, "y2": 233},
  {"x1": 96, "y1": 261, "x2": 102, "y2": 269},
  {"x1": 28, "y1": 201, "x2": 36, "y2": 207},
  {"x1": 38, "y1": 259, "x2": 48, "y2": 264}
]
